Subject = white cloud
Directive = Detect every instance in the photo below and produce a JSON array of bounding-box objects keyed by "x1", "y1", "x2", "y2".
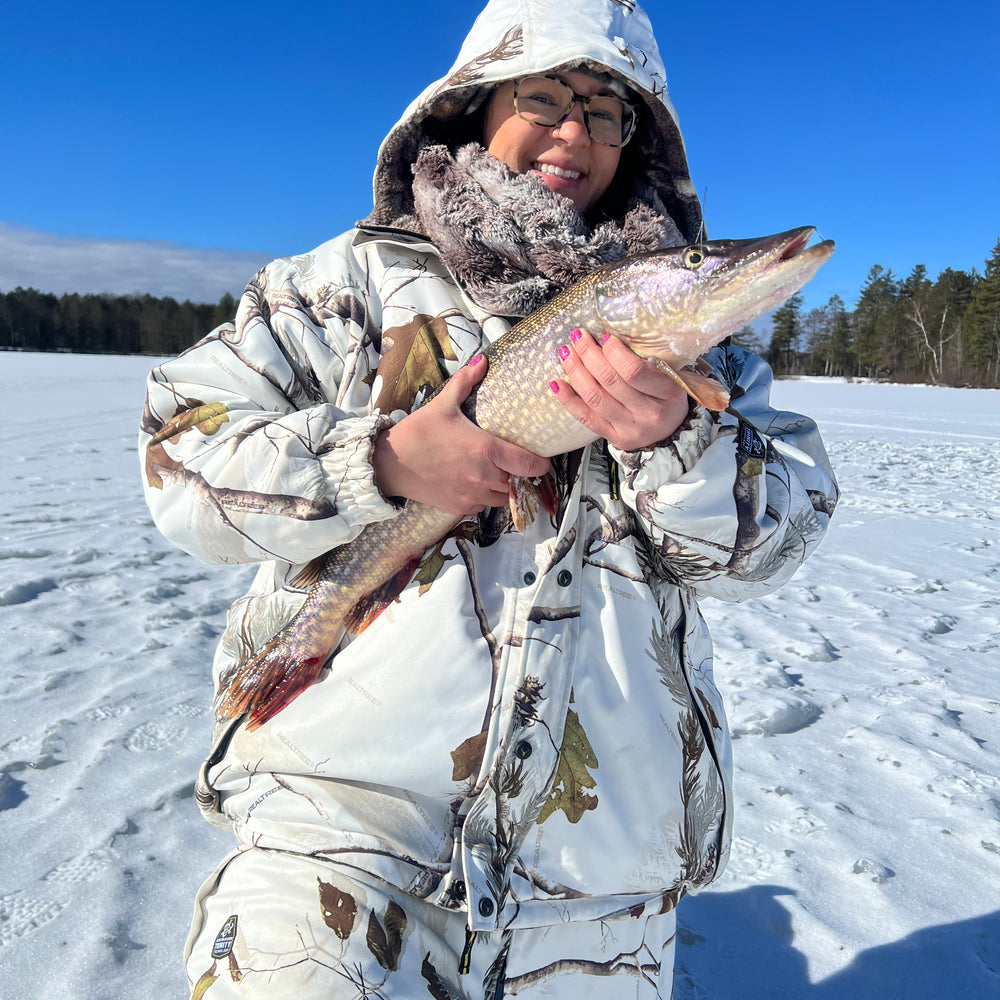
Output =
[{"x1": 0, "y1": 222, "x2": 275, "y2": 303}]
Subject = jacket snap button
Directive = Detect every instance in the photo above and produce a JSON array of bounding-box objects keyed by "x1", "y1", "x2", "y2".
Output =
[
  {"x1": 453, "y1": 879, "x2": 467, "y2": 901},
  {"x1": 478, "y1": 897, "x2": 495, "y2": 917},
  {"x1": 557, "y1": 570, "x2": 572, "y2": 587},
  {"x1": 514, "y1": 740, "x2": 532, "y2": 760},
  {"x1": 523, "y1": 571, "x2": 536, "y2": 585}
]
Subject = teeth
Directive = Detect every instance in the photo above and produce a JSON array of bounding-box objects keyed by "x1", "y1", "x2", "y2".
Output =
[{"x1": 534, "y1": 162, "x2": 581, "y2": 180}]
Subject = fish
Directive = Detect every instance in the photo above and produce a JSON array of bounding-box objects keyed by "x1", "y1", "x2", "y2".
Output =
[{"x1": 217, "y1": 226, "x2": 834, "y2": 729}]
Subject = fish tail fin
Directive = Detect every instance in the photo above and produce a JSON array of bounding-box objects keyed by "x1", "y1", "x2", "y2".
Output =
[
  {"x1": 654, "y1": 358, "x2": 731, "y2": 411},
  {"x1": 342, "y1": 556, "x2": 423, "y2": 635},
  {"x1": 216, "y1": 630, "x2": 335, "y2": 731}
]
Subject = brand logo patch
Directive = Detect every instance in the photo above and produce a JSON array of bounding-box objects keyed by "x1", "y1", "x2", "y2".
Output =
[
  {"x1": 738, "y1": 422, "x2": 766, "y2": 458},
  {"x1": 211, "y1": 914, "x2": 238, "y2": 959}
]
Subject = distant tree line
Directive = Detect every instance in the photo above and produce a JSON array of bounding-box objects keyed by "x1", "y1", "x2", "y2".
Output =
[
  {"x1": 3, "y1": 238, "x2": 1000, "y2": 387},
  {"x1": 0, "y1": 288, "x2": 237, "y2": 357},
  {"x1": 734, "y1": 238, "x2": 1000, "y2": 387}
]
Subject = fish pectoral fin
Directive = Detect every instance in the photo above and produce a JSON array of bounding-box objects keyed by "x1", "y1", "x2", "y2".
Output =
[
  {"x1": 509, "y1": 473, "x2": 556, "y2": 532},
  {"x1": 343, "y1": 556, "x2": 422, "y2": 635},
  {"x1": 654, "y1": 359, "x2": 731, "y2": 412},
  {"x1": 538, "y1": 472, "x2": 558, "y2": 516}
]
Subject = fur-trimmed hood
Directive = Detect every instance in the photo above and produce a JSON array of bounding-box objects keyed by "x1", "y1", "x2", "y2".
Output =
[{"x1": 362, "y1": 0, "x2": 703, "y2": 243}]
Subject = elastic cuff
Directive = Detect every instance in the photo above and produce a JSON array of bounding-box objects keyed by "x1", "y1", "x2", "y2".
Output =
[{"x1": 317, "y1": 411, "x2": 400, "y2": 525}]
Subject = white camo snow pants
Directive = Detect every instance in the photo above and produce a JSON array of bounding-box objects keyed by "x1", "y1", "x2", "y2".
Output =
[{"x1": 184, "y1": 847, "x2": 677, "y2": 999}]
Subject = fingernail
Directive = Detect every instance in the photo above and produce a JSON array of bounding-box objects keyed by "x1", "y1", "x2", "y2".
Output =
[
  {"x1": 557, "y1": 345, "x2": 570, "y2": 361},
  {"x1": 549, "y1": 381, "x2": 561, "y2": 394},
  {"x1": 469, "y1": 354, "x2": 483, "y2": 367},
  {"x1": 601, "y1": 332, "x2": 610, "y2": 344},
  {"x1": 570, "y1": 328, "x2": 582, "y2": 344}
]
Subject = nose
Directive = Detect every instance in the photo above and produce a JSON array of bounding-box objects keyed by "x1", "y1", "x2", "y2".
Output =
[{"x1": 551, "y1": 102, "x2": 590, "y2": 145}]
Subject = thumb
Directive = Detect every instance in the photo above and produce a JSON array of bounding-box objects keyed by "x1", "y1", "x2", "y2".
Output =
[{"x1": 440, "y1": 352, "x2": 489, "y2": 405}]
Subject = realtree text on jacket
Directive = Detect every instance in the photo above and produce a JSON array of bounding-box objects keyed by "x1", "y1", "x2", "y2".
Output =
[{"x1": 140, "y1": 0, "x2": 838, "y2": 938}]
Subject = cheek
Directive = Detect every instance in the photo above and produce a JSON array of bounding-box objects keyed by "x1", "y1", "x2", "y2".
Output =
[
  {"x1": 483, "y1": 87, "x2": 522, "y2": 166},
  {"x1": 593, "y1": 147, "x2": 622, "y2": 194},
  {"x1": 483, "y1": 102, "x2": 505, "y2": 150}
]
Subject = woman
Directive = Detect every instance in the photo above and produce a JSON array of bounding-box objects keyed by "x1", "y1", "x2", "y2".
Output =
[{"x1": 141, "y1": 1, "x2": 838, "y2": 996}]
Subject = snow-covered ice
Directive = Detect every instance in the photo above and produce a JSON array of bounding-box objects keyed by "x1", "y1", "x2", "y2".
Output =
[{"x1": 1, "y1": 354, "x2": 998, "y2": 999}]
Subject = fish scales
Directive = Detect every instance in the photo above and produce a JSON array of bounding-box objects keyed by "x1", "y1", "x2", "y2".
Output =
[
  {"x1": 464, "y1": 270, "x2": 605, "y2": 454},
  {"x1": 217, "y1": 227, "x2": 835, "y2": 728}
]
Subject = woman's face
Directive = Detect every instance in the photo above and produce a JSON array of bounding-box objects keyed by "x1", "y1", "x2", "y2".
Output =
[{"x1": 483, "y1": 70, "x2": 623, "y2": 214}]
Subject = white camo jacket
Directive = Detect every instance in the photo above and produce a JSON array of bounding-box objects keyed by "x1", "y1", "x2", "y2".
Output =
[{"x1": 140, "y1": 228, "x2": 837, "y2": 930}]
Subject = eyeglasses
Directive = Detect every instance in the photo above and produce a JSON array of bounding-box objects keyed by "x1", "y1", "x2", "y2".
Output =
[{"x1": 513, "y1": 75, "x2": 638, "y2": 148}]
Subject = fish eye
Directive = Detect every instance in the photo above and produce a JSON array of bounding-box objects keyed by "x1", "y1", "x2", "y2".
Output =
[{"x1": 684, "y1": 248, "x2": 705, "y2": 268}]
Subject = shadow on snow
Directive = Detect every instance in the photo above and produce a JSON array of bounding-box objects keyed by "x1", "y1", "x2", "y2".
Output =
[{"x1": 675, "y1": 884, "x2": 999, "y2": 999}]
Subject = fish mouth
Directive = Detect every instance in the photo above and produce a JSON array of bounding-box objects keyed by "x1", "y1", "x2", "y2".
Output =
[
  {"x1": 714, "y1": 226, "x2": 836, "y2": 316},
  {"x1": 734, "y1": 226, "x2": 835, "y2": 271},
  {"x1": 775, "y1": 226, "x2": 835, "y2": 267},
  {"x1": 749, "y1": 226, "x2": 836, "y2": 274}
]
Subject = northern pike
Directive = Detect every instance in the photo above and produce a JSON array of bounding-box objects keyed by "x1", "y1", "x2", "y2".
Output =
[{"x1": 218, "y1": 226, "x2": 834, "y2": 729}]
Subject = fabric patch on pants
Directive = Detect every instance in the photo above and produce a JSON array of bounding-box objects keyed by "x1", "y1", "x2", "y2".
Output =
[{"x1": 184, "y1": 847, "x2": 677, "y2": 998}]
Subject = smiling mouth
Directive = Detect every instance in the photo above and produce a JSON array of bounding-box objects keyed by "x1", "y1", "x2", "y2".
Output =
[{"x1": 533, "y1": 162, "x2": 582, "y2": 180}]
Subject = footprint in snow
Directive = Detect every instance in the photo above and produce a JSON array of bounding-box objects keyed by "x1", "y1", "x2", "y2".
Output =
[
  {"x1": 719, "y1": 836, "x2": 777, "y2": 882},
  {"x1": 122, "y1": 721, "x2": 187, "y2": 752},
  {"x1": 923, "y1": 614, "x2": 958, "y2": 637},
  {"x1": 0, "y1": 578, "x2": 59, "y2": 606},
  {"x1": 731, "y1": 691, "x2": 823, "y2": 738},
  {"x1": 0, "y1": 893, "x2": 66, "y2": 948},
  {"x1": 81, "y1": 702, "x2": 134, "y2": 722},
  {"x1": 0, "y1": 548, "x2": 54, "y2": 561},
  {"x1": 853, "y1": 857, "x2": 895, "y2": 883},
  {"x1": 166, "y1": 700, "x2": 207, "y2": 718},
  {"x1": 44, "y1": 849, "x2": 113, "y2": 885}
]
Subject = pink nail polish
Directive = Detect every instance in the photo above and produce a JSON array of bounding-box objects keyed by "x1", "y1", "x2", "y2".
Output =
[
  {"x1": 557, "y1": 345, "x2": 570, "y2": 361},
  {"x1": 570, "y1": 328, "x2": 582, "y2": 344},
  {"x1": 469, "y1": 354, "x2": 483, "y2": 367},
  {"x1": 601, "y1": 332, "x2": 610, "y2": 344},
  {"x1": 549, "y1": 381, "x2": 561, "y2": 394}
]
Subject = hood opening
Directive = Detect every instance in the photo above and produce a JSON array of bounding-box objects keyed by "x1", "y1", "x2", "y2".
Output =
[{"x1": 360, "y1": 1, "x2": 703, "y2": 244}]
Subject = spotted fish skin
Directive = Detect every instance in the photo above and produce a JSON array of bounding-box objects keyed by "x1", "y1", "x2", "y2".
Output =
[{"x1": 217, "y1": 227, "x2": 834, "y2": 728}]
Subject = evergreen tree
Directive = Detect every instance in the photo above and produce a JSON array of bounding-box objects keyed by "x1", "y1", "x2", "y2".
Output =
[
  {"x1": 852, "y1": 266, "x2": 899, "y2": 377},
  {"x1": 826, "y1": 298, "x2": 854, "y2": 378},
  {"x1": 767, "y1": 295, "x2": 803, "y2": 375},
  {"x1": 898, "y1": 263, "x2": 929, "y2": 300},
  {"x1": 801, "y1": 305, "x2": 829, "y2": 374},
  {"x1": 213, "y1": 292, "x2": 237, "y2": 329},
  {"x1": 731, "y1": 323, "x2": 765, "y2": 354},
  {"x1": 964, "y1": 239, "x2": 1000, "y2": 384},
  {"x1": 806, "y1": 295, "x2": 853, "y2": 377}
]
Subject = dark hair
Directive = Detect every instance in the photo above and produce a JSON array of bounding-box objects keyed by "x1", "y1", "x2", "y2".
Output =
[
  {"x1": 588, "y1": 131, "x2": 639, "y2": 223},
  {"x1": 430, "y1": 93, "x2": 491, "y2": 153}
]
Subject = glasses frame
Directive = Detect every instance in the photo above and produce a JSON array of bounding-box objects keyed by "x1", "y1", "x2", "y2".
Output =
[{"x1": 512, "y1": 75, "x2": 638, "y2": 148}]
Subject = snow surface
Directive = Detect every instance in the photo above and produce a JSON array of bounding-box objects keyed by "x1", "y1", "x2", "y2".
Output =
[{"x1": 1, "y1": 353, "x2": 998, "y2": 999}]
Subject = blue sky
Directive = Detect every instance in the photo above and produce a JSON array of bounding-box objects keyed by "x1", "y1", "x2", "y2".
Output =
[{"x1": 3, "y1": 0, "x2": 997, "y2": 311}]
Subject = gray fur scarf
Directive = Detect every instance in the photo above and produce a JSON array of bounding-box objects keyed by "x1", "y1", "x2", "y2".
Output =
[{"x1": 410, "y1": 143, "x2": 685, "y2": 318}]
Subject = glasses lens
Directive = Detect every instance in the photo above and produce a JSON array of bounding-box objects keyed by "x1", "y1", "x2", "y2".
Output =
[
  {"x1": 514, "y1": 77, "x2": 573, "y2": 126},
  {"x1": 585, "y1": 96, "x2": 635, "y2": 147},
  {"x1": 513, "y1": 76, "x2": 636, "y2": 147}
]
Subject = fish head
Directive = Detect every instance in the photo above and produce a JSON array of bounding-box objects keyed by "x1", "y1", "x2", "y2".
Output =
[{"x1": 593, "y1": 226, "x2": 835, "y2": 366}]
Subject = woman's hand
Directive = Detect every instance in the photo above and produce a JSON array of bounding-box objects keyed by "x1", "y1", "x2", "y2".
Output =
[
  {"x1": 550, "y1": 329, "x2": 691, "y2": 450},
  {"x1": 372, "y1": 355, "x2": 551, "y2": 515}
]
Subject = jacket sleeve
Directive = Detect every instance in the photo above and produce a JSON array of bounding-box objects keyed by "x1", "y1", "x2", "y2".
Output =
[
  {"x1": 139, "y1": 247, "x2": 400, "y2": 567},
  {"x1": 607, "y1": 345, "x2": 839, "y2": 601}
]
